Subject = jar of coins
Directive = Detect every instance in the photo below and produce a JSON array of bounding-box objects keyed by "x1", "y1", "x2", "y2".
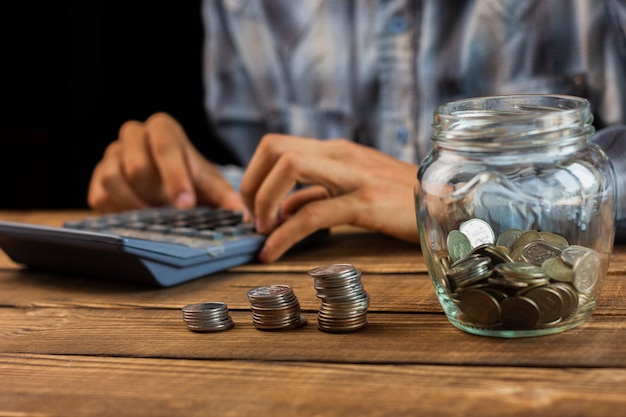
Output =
[{"x1": 415, "y1": 95, "x2": 616, "y2": 337}]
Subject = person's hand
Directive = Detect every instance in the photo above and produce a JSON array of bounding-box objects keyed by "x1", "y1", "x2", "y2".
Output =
[
  {"x1": 88, "y1": 112, "x2": 244, "y2": 213},
  {"x1": 240, "y1": 134, "x2": 420, "y2": 262}
]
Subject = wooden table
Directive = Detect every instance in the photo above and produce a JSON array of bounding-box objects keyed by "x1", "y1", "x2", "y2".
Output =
[{"x1": 1, "y1": 211, "x2": 625, "y2": 416}]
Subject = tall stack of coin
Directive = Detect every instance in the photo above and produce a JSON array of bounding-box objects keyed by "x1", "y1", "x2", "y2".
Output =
[
  {"x1": 182, "y1": 302, "x2": 234, "y2": 332},
  {"x1": 247, "y1": 284, "x2": 307, "y2": 330},
  {"x1": 308, "y1": 264, "x2": 369, "y2": 333},
  {"x1": 438, "y1": 218, "x2": 601, "y2": 330}
]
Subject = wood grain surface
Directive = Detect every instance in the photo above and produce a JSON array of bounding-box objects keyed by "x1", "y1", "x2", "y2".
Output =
[{"x1": 1, "y1": 211, "x2": 625, "y2": 417}]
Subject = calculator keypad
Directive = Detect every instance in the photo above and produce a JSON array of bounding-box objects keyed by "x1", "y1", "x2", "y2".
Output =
[{"x1": 64, "y1": 206, "x2": 256, "y2": 246}]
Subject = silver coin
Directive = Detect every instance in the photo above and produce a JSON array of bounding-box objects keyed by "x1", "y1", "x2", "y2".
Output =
[
  {"x1": 459, "y1": 218, "x2": 496, "y2": 248},
  {"x1": 468, "y1": 243, "x2": 513, "y2": 266},
  {"x1": 447, "y1": 230, "x2": 473, "y2": 263},
  {"x1": 561, "y1": 245, "x2": 592, "y2": 267},
  {"x1": 448, "y1": 256, "x2": 491, "y2": 279},
  {"x1": 510, "y1": 230, "x2": 542, "y2": 259},
  {"x1": 310, "y1": 263, "x2": 369, "y2": 333},
  {"x1": 442, "y1": 225, "x2": 601, "y2": 332},
  {"x1": 538, "y1": 231, "x2": 569, "y2": 249},
  {"x1": 521, "y1": 240, "x2": 562, "y2": 266},
  {"x1": 254, "y1": 316, "x2": 308, "y2": 330},
  {"x1": 495, "y1": 229, "x2": 523, "y2": 251},
  {"x1": 247, "y1": 284, "x2": 306, "y2": 331},
  {"x1": 318, "y1": 322, "x2": 367, "y2": 334},
  {"x1": 182, "y1": 302, "x2": 227, "y2": 313},
  {"x1": 181, "y1": 301, "x2": 234, "y2": 332},
  {"x1": 185, "y1": 320, "x2": 234, "y2": 332},
  {"x1": 487, "y1": 276, "x2": 530, "y2": 290},
  {"x1": 495, "y1": 262, "x2": 547, "y2": 279},
  {"x1": 248, "y1": 284, "x2": 293, "y2": 300},
  {"x1": 439, "y1": 255, "x2": 452, "y2": 274},
  {"x1": 308, "y1": 264, "x2": 357, "y2": 279},
  {"x1": 572, "y1": 250, "x2": 601, "y2": 293},
  {"x1": 541, "y1": 256, "x2": 574, "y2": 283}
]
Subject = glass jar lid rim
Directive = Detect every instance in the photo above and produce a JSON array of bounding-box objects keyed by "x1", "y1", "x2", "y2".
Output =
[
  {"x1": 431, "y1": 94, "x2": 594, "y2": 148},
  {"x1": 435, "y1": 94, "x2": 590, "y2": 120}
]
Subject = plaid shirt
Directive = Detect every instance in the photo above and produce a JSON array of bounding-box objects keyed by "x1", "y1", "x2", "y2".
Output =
[{"x1": 202, "y1": 0, "x2": 626, "y2": 235}]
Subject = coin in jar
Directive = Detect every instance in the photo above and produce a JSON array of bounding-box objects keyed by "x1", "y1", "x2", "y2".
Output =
[
  {"x1": 551, "y1": 282, "x2": 579, "y2": 318},
  {"x1": 560, "y1": 245, "x2": 592, "y2": 267},
  {"x1": 495, "y1": 228, "x2": 523, "y2": 251},
  {"x1": 572, "y1": 250, "x2": 601, "y2": 293},
  {"x1": 468, "y1": 243, "x2": 513, "y2": 266},
  {"x1": 541, "y1": 256, "x2": 574, "y2": 283},
  {"x1": 447, "y1": 230, "x2": 473, "y2": 263},
  {"x1": 510, "y1": 230, "x2": 542, "y2": 260},
  {"x1": 521, "y1": 285, "x2": 564, "y2": 324},
  {"x1": 459, "y1": 288, "x2": 501, "y2": 325},
  {"x1": 538, "y1": 231, "x2": 569, "y2": 249},
  {"x1": 494, "y1": 262, "x2": 547, "y2": 280},
  {"x1": 521, "y1": 240, "x2": 562, "y2": 266},
  {"x1": 459, "y1": 218, "x2": 496, "y2": 248},
  {"x1": 500, "y1": 296, "x2": 540, "y2": 329}
]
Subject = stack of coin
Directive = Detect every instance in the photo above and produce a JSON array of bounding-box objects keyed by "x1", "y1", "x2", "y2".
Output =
[
  {"x1": 438, "y1": 218, "x2": 601, "y2": 330},
  {"x1": 247, "y1": 284, "x2": 307, "y2": 330},
  {"x1": 308, "y1": 264, "x2": 369, "y2": 333},
  {"x1": 182, "y1": 302, "x2": 234, "y2": 332}
]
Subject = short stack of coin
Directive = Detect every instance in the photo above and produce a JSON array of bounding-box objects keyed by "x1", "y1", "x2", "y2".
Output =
[
  {"x1": 439, "y1": 218, "x2": 601, "y2": 330},
  {"x1": 247, "y1": 284, "x2": 307, "y2": 330},
  {"x1": 182, "y1": 302, "x2": 234, "y2": 332},
  {"x1": 308, "y1": 264, "x2": 369, "y2": 333}
]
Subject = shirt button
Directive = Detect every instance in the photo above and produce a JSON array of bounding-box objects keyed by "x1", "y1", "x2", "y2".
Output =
[
  {"x1": 387, "y1": 14, "x2": 408, "y2": 35},
  {"x1": 396, "y1": 126, "x2": 409, "y2": 145},
  {"x1": 268, "y1": 108, "x2": 281, "y2": 119}
]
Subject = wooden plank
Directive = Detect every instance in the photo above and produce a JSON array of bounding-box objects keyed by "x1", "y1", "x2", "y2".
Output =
[
  {"x1": 1, "y1": 267, "x2": 624, "y2": 314},
  {"x1": 1, "y1": 307, "x2": 626, "y2": 367},
  {"x1": 2, "y1": 210, "x2": 625, "y2": 271},
  {"x1": 1, "y1": 353, "x2": 625, "y2": 417},
  {"x1": 0, "y1": 210, "x2": 90, "y2": 225},
  {"x1": 231, "y1": 226, "x2": 423, "y2": 273},
  {"x1": 2, "y1": 210, "x2": 625, "y2": 275},
  {"x1": 0, "y1": 269, "x2": 440, "y2": 312},
  {"x1": 2, "y1": 211, "x2": 625, "y2": 417}
]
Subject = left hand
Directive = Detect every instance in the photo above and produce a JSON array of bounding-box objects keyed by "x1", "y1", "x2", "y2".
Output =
[
  {"x1": 240, "y1": 134, "x2": 420, "y2": 262},
  {"x1": 87, "y1": 112, "x2": 244, "y2": 213}
]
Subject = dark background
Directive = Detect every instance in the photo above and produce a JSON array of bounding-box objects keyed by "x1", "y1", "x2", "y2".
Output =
[{"x1": 1, "y1": 1, "x2": 233, "y2": 209}]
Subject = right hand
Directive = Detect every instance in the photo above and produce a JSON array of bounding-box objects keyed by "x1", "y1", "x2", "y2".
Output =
[
  {"x1": 88, "y1": 112, "x2": 245, "y2": 213},
  {"x1": 240, "y1": 134, "x2": 419, "y2": 262}
]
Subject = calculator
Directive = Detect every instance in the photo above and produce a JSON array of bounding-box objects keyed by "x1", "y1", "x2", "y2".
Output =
[{"x1": 0, "y1": 206, "x2": 326, "y2": 287}]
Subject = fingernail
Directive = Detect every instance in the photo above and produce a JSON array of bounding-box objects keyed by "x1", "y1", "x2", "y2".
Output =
[
  {"x1": 255, "y1": 218, "x2": 264, "y2": 233},
  {"x1": 175, "y1": 191, "x2": 194, "y2": 209},
  {"x1": 258, "y1": 245, "x2": 269, "y2": 263},
  {"x1": 243, "y1": 208, "x2": 254, "y2": 223}
]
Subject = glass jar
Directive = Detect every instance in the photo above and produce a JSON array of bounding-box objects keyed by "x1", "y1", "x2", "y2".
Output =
[{"x1": 415, "y1": 95, "x2": 615, "y2": 337}]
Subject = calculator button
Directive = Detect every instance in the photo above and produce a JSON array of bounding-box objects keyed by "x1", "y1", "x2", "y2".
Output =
[
  {"x1": 147, "y1": 224, "x2": 170, "y2": 233},
  {"x1": 197, "y1": 230, "x2": 224, "y2": 241},
  {"x1": 170, "y1": 227, "x2": 197, "y2": 236}
]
